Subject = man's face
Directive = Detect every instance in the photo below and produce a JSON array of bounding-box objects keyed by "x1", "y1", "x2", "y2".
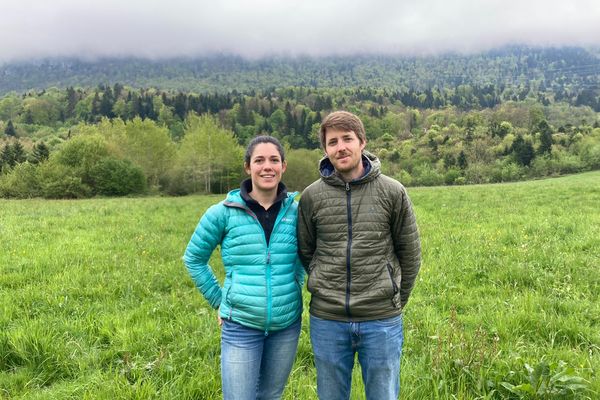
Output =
[{"x1": 324, "y1": 129, "x2": 366, "y2": 180}]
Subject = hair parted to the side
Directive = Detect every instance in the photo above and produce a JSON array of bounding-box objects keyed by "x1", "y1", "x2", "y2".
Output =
[
  {"x1": 319, "y1": 111, "x2": 366, "y2": 148},
  {"x1": 244, "y1": 135, "x2": 286, "y2": 165}
]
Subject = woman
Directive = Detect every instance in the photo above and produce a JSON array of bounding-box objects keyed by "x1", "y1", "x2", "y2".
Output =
[{"x1": 183, "y1": 136, "x2": 303, "y2": 400}]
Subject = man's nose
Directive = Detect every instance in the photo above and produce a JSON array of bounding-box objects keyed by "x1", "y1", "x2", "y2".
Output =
[{"x1": 336, "y1": 142, "x2": 347, "y2": 152}]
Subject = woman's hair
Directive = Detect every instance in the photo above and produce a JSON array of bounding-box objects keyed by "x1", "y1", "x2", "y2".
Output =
[{"x1": 244, "y1": 135, "x2": 285, "y2": 165}]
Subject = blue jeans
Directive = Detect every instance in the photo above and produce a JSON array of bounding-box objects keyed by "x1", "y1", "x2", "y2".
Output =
[
  {"x1": 310, "y1": 314, "x2": 404, "y2": 400},
  {"x1": 221, "y1": 318, "x2": 301, "y2": 400}
]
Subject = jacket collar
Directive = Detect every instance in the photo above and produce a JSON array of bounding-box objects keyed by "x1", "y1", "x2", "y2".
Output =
[
  {"x1": 225, "y1": 181, "x2": 296, "y2": 206},
  {"x1": 239, "y1": 179, "x2": 288, "y2": 207},
  {"x1": 319, "y1": 150, "x2": 381, "y2": 187}
]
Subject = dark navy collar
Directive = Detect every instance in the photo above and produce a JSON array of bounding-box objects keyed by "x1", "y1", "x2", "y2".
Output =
[{"x1": 240, "y1": 179, "x2": 288, "y2": 207}]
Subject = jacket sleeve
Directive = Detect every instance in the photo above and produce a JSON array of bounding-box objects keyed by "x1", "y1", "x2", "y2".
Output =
[
  {"x1": 391, "y1": 187, "x2": 421, "y2": 308},
  {"x1": 183, "y1": 204, "x2": 226, "y2": 309},
  {"x1": 297, "y1": 191, "x2": 316, "y2": 272}
]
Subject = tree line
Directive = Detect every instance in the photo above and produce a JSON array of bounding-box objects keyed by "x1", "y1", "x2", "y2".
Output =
[{"x1": 1, "y1": 84, "x2": 600, "y2": 199}]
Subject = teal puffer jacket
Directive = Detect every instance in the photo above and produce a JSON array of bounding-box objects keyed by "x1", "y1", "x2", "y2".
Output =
[{"x1": 183, "y1": 189, "x2": 303, "y2": 333}]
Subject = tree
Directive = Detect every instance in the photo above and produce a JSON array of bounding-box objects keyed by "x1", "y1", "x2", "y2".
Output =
[
  {"x1": 65, "y1": 86, "x2": 78, "y2": 119},
  {"x1": 4, "y1": 120, "x2": 16, "y2": 137},
  {"x1": 172, "y1": 114, "x2": 243, "y2": 194},
  {"x1": 99, "y1": 87, "x2": 115, "y2": 118},
  {"x1": 1, "y1": 144, "x2": 15, "y2": 169},
  {"x1": 0, "y1": 95, "x2": 23, "y2": 121},
  {"x1": 537, "y1": 120, "x2": 553, "y2": 155},
  {"x1": 117, "y1": 117, "x2": 176, "y2": 189},
  {"x1": 89, "y1": 157, "x2": 146, "y2": 196},
  {"x1": 12, "y1": 141, "x2": 26, "y2": 164},
  {"x1": 457, "y1": 150, "x2": 468, "y2": 170},
  {"x1": 29, "y1": 141, "x2": 50, "y2": 164},
  {"x1": 21, "y1": 97, "x2": 61, "y2": 125},
  {"x1": 512, "y1": 135, "x2": 535, "y2": 166}
]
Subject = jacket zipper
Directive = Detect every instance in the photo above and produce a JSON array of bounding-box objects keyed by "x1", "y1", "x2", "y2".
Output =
[
  {"x1": 265, "y1": 197, "x2": 293, "y2": 335},
  {"x1": 345, "y1": 182, "x2": 352, "y2": 319},
  {"x1": 226, "y1": 197, "x2": 293, "y2": 336},
  {"x1": 265, "y1": 250, "x2": 271, "y2": 336}
]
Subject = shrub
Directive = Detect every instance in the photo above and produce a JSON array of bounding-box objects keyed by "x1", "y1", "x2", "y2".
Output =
[
  {"x1": 38, "y1": 160, "x2": 91, "y2": 199},
  {"x1": 464, "y1": 163, "x2": 494, "y2": 184},
  {"x1": 500, "y1": 162, "x2": 524, "y2": 182},
  {"x1": 0, "y1": 162, "x2": 41, "y2": 198},
  {"x1": 393, "y1": 169, "x2": 413, "y2": 186},
  {"x1": 454, "y1": 176, "x2": 467, "y2": 185},
  {"x1": 581, "y1": 144, "x2": 600, "y2": 169},
  {"x1": 89, "y1": 157, "x2": 147, "y2": 196},
  {"x1": 412, "y1": 163, "x2": 444, "y2": 186},
  {"x1": 444, "y1": 168, "x2": 462, "y2": 185}
]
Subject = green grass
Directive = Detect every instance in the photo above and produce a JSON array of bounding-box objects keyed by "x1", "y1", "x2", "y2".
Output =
[{"x1": 1, "y1": 172, "x2": 599, "y2": 399}]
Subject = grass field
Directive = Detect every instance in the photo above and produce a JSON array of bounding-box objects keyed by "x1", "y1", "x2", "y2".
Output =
[{"x1": 1, "y1": 171, "x2": 599, "y2": 399}]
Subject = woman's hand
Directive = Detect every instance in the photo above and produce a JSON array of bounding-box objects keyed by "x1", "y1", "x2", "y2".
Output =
[{"x1": 217, "y1": 308, "x2": 223, "y2": 327}]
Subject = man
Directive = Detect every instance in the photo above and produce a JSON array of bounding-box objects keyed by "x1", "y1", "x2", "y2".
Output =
[{"x1": 297, "y1": 111, "x2": 421, "y2": 400}]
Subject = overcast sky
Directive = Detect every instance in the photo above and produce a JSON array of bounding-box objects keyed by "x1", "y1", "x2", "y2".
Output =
[{"x1": 1, "y1": 0, "x2": 600, "y2": 62}]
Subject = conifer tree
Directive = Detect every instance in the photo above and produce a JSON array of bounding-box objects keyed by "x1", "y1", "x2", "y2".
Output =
[
  {"x1": 29, "y1": 141, "x2": 50, "y2": 164},
  {"x1": 12, "y1": 141, "x2": 27, "y2": 164},
  {"x1": 1, "y1": 144, "x2": 15, "y2": 168},
  {"x1": 4, "y1": 120, "x2": 16, "y2": 137},
  {"x1": 537, "y1": 120, "x2": 553, "y2": 155},
  {"x1": 458, "y1": 151, "x2": 468, "y2": 170}
]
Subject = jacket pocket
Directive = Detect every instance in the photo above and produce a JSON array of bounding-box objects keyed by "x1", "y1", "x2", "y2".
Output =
[
  {"x1": 295, "y1": 277, "x2": 303, "y2": 308},
  {"x1": 306, "y1": 259, "x2": 317, "y2": 294},
  {"x1": 225, "y1": 271, "x2": 236, "y2": 318},
  {"x1": 386, "y1": 263, "x2": 400, "y2": 308}
]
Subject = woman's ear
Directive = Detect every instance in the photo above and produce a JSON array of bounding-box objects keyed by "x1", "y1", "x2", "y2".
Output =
[
  {"x1": 281, "y1": 160, "x2": 287, "y2": 174},
  {"x1": 244, "y1": 162, "x2": 251, "y2": 175}
]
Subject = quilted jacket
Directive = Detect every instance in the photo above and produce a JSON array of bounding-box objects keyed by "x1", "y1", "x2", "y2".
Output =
[
  {"x1": 184, "y1": 188, "x2": 303, "y2": 333},
  {"x1": 297, "y1": 151, "x2": 421, "y2": 321}
]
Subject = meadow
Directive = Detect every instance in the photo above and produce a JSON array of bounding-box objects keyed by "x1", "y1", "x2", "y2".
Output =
[{"x1": 1, "y1": 171, "x2": 599, "y2": 399}]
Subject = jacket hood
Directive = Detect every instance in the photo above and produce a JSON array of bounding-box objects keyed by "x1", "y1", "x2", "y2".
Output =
[{"x1": 319, "y1": 150, "x2": 381, "y2": 187}]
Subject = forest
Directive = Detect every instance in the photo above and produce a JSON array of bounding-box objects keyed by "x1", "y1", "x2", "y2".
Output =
[{"x1": 1, "y1": 46, "x2": 600, "y2": 198}]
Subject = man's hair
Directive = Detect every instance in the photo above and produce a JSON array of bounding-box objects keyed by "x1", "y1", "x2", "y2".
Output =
[
  {"x1": 319, "y1": 111, "x2": 366, "y2": 148},
  {"x1": 244, "y1": 135, "x2": 285, "y2": 165}
]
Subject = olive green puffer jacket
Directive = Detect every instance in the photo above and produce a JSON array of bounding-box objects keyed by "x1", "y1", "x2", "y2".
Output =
[{"x1": 297, "y1": 151, "x2": 421, "y2": 321}]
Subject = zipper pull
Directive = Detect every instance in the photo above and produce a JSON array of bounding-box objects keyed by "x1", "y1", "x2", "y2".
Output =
[
  {"x1": 266, "y1": 252, "x2": 271, "y2": 264},
  {"x1": 345, "y1": 182, "x2": 350, "y2": 191}
]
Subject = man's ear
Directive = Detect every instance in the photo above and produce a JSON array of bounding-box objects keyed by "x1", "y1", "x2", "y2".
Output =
[{"x1": 360, "y1": 139, "x2": 367, "y2": 151}]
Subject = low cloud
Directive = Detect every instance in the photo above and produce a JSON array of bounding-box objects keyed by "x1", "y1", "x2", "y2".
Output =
[{"x1": 1, "y1": 0, "x2": 599, "y2": 62}]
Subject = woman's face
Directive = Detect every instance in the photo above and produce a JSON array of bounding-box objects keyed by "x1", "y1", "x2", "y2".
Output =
[{"x1": 244, "y1": 143, "x2": 286, "y2": 194}]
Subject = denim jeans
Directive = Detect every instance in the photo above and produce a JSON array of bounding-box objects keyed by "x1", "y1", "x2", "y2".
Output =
[
  {"x1": 221, "y1": 317, "x2": 301, "y2": 400},
  {"x1": 310, "y1": 314, "x2": 404, "y2": 400}
]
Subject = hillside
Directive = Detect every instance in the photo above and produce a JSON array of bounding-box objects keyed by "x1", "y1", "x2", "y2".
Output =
[{"x1": 1, "y1": 46, "x2": 599, "y2": 102}]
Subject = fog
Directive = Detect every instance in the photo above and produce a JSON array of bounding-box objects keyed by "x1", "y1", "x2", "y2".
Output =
[{"x1": 1, "y1": 0, "x2": 599, "y2": 62}]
